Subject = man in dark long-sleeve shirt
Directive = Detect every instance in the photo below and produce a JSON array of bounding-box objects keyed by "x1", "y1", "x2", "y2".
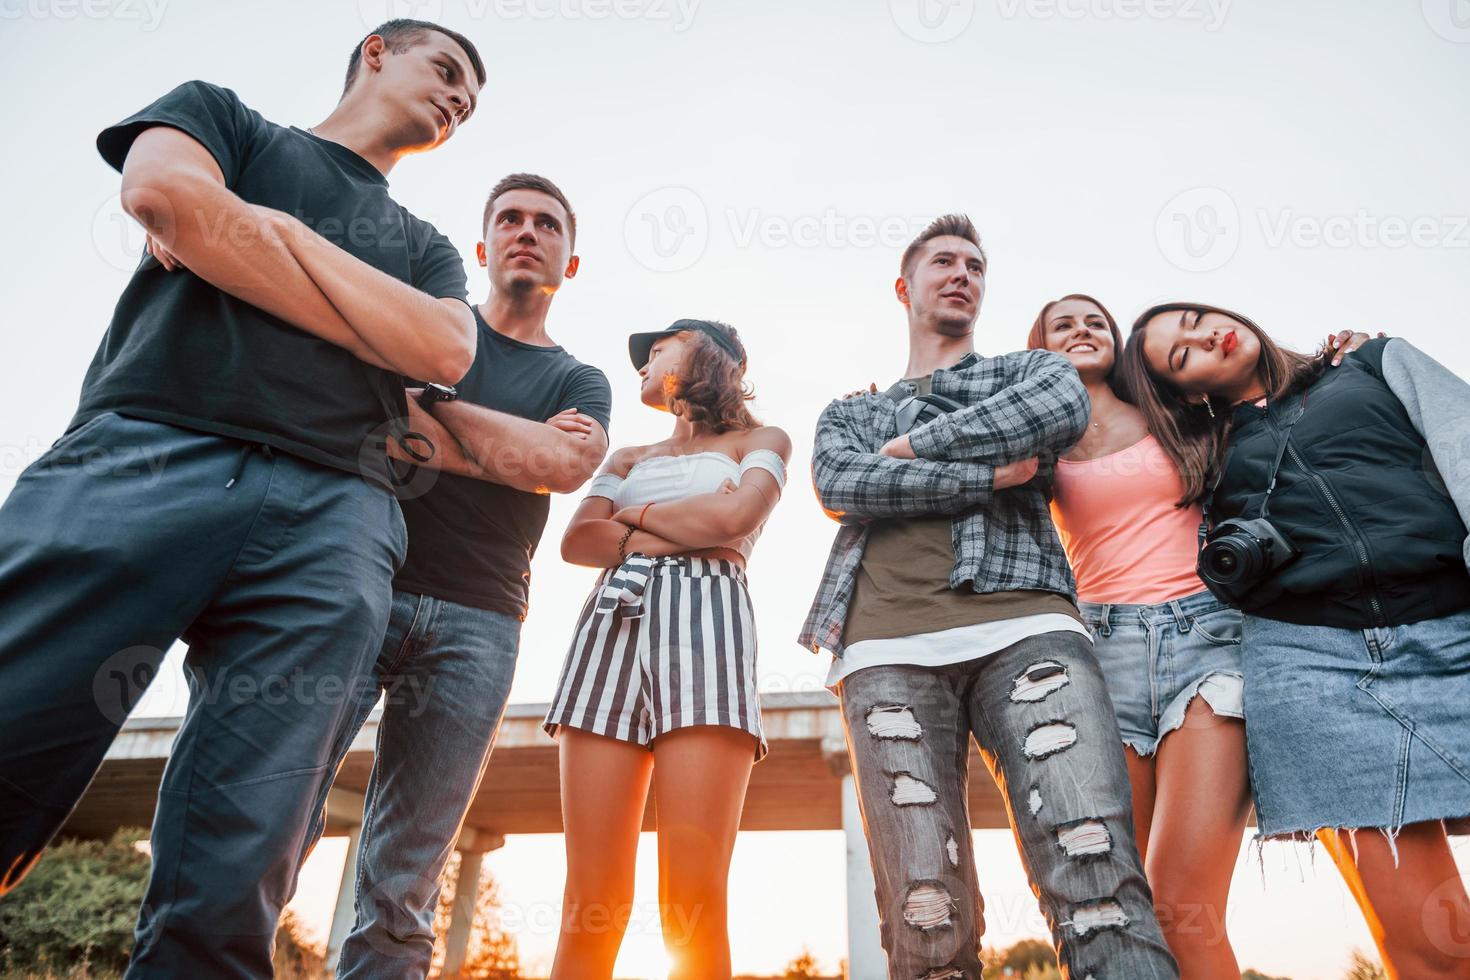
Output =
[{"x1": 802, "y1": 214, "x2": 1178, "y2": 979}]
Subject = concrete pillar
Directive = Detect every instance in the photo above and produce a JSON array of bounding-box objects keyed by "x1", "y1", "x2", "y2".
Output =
[
  {"x1": 443, "y1": 828, "x2": 505, "y2": 978},
  {"x1": 824, "y1": 737, "x2": 884, "y2": 980},
  {"x1": 442, "y1": 849, "x2": 484, "y2": 978},
  {"x1": 324, "y1": 820, "x2": 364, "y2": 974},
  {"x1": 842, "y1": 771, "x2": 886, "y2": 980}
]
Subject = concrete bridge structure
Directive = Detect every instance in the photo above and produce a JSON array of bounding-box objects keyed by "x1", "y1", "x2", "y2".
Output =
[{"x1": 64, "y1": 692, "x2": 1024, "y2": 978}]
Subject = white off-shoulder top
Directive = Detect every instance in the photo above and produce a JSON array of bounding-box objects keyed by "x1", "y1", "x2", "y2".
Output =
[{"x1": 586, "y1": 449, "x2": 787, "y2": 560}]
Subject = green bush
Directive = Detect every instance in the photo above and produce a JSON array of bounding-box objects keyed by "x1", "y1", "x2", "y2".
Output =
[
  {"x1": 0, "y1": 829, "x2": 151, "y2": 976},
  {"x1": 0, "y1": 830, "x2": 326, "y2": 980}
]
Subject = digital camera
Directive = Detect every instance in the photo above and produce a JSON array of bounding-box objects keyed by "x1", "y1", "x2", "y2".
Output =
[{"x1": 1197, "y1": 517, "x2": 1301, "y2": 605}]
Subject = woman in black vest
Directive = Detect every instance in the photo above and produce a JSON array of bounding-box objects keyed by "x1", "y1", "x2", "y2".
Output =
[{"x1": 1120, "y1": 302, "x2": 1470, "y2": 978}]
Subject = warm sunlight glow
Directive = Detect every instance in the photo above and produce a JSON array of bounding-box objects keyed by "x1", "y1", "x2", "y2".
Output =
[{"x1": 613, "y1": 933, "x2": 673, "y2": 980}]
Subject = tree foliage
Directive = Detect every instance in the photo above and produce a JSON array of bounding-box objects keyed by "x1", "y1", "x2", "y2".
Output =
[{"x1": 0, "y1": 829, "x2": 151, "y2": 976}]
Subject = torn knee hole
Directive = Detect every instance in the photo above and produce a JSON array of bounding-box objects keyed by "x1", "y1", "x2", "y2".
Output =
[
  {"x1": 1010, "y1": 660, "x2": 1070, "y2": 703},
  {"x1": 1055, "y1": 817, "x2": 1112, "y2": 857},
  {"x1": 902, "y1": 881, "x2": 955, "y2": 931},
  {"x1": 867, "y1": 703, "x2": 923, "y2": 740},
  {"x1": 1067, "y1": 898, "x2": 1129, "y2": 937},
  {"x1": 1023, "y1": 720, "x2": 1077, "y2": 759},
  {"x1": 891, "y1": 771, "x2": 938, "y2": 806}
]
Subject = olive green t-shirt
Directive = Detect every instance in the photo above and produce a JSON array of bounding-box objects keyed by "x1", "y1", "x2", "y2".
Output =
[{"x1": 842, "y1": 375, "x2": 1082, "y2": 646}]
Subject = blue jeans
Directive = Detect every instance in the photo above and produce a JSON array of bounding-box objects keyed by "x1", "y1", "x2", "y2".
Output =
[
  {"x1": 310, "y1": 589, "x2": 521, "y2": 980},
  {"x1": 0, "y1": 413, "x2": 405, "y2": 979},
  {"x1": 837, "y1": 631, "x2": 1178, "y2": 979}
]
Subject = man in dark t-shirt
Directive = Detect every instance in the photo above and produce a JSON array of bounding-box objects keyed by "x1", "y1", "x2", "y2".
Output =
[
  {"x1": 317, "y1": 173, "x2": 611, "y2": 977},
  {"x1": 0, "y1": 20, "x2": 485, "y2": 979}
]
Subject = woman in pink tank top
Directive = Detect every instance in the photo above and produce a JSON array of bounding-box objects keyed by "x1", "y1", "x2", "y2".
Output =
[{"x1": 1029, "y1": 294, "x2": 1371, "y2": 978}]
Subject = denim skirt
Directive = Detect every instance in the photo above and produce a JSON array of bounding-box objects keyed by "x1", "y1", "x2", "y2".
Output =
[{"x1": 1242, "y1": 606, "x2": 1470, "y2": 838}]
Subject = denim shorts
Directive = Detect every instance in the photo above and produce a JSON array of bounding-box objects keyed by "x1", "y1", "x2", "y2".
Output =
[
  {"x1": 1079, "y1": 590, "x2": 1245, "y2": 758},
  {"x1": 1242, "y1": 606, "x2": 1470, "y2": 839}
]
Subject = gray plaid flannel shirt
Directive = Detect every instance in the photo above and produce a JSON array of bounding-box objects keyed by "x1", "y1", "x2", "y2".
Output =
[{"x1": 798, "y1": 348, "x2": 1091, "y2": 658}]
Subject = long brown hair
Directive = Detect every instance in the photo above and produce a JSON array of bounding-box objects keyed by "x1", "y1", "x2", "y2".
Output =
[
  {"x1": 1025, "y1": 294, "x2": 1127, "y2": 401},
  {"x1": 1118, "y1": 302, "x2": 1329, "y2": 506},
  {"x1": 665, "y1": 322, "x2": 761, "y2": 433}
]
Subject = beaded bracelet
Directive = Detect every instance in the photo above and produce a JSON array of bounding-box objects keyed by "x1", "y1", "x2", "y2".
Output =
[{"x1": 617, "y1": 524, "x2": 636, "y2": 564}]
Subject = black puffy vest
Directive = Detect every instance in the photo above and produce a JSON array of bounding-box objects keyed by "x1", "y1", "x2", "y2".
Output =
[{"x1": 1210, "y1": 338, "x2": 1470, "y2": 627}]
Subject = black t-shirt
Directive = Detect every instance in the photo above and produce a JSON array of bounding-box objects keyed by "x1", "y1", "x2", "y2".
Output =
[
  {"x1": 394, "y1": 306, "x2": 613, "y2": 617},
  {"x1": 80, "y1": 81, "x2": 470, "y2": 489}
]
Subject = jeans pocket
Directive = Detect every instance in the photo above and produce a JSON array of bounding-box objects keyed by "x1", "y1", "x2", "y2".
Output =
[
  {"x1": 1190, "y1": 609, "x2": 1243, "y2": 646},
  {"x1": 388, "y1": 496, "x2": 409, "y2": 573}
]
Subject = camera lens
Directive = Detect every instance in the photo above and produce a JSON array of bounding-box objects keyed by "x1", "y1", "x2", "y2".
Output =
[{"x1": 1205, "y1": 540, "x2": 1251, "y2": 584}]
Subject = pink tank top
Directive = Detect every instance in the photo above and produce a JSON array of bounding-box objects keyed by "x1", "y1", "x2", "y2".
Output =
[{"x1": 1050, "y1": 434, "x2": 1206, "y2": 604}]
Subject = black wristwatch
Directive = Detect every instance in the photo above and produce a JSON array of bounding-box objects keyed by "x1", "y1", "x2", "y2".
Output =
[{"x1": 418, "y1": 383, "x2": 458, "y2": 410}]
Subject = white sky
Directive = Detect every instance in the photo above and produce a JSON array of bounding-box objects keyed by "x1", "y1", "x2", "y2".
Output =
[{"x1": 4, "y1": 0, "x2": 1469, "y2": 976}]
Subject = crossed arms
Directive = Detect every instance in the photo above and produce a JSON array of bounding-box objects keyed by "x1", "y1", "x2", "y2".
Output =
[
  {"x1": 561, "y1": 428, "x2": 791, "y2": 568},
  {"x1": 119, "y1": 125, "x2": 475, "y2": 384},
  {"x1": 123, "y1": 126, "x2": 609, "y2": 494},
  {"x1": 389, "y1": 395, "x2": 608, "y2": 494},
  {"x1": 811, "y1": 350, "x2": 1090, "y2": 523}
]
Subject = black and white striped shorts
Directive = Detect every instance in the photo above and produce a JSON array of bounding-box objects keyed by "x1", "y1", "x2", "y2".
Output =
[{"x1": 543, "y1": 555, "x2": 768, "y2": 761}]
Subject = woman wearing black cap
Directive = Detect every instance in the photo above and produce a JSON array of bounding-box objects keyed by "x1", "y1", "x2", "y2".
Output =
[{"x1": 544, "y1": 319, "x2": 791, "y2": 980}]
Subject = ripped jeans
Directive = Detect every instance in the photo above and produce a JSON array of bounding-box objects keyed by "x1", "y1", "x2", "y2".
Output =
[{"x1": 838, "y1": 631, "x2": 1178, "y2": 979}]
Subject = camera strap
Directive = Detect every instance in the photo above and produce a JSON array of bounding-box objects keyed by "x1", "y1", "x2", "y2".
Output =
[
  {"x1": 1198, "y1": 393, "x2": 1307, "y2": 551},
  {"x1": 1258, "y1": 396, "x2": 1307, "y2": 518}
]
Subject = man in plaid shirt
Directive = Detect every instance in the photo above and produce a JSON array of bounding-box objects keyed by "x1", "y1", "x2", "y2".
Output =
[{"x1": 802, "y1": 215, "x2": 1177, "y2": 978}]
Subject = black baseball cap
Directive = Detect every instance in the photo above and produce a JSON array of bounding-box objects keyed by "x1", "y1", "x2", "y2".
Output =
[{"x1": 628, "y1": 319, "x2": 745, "y2": 370}]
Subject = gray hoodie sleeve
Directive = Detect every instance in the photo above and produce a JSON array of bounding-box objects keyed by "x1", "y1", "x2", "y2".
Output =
[{"x1": 1380, "y1": 339, "x2": 1470, "y2": 568}]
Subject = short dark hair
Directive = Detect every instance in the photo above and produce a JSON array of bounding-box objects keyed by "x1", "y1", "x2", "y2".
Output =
[
  {"x1": 482, "y1": 173, "x2": 578, "y2": 251},
  {"x1": 900, "y1": 213, "x2": 986, "y2": 278},
  {"x1": 342, "y1": 19, "x2": 486, "y2": 97}
]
